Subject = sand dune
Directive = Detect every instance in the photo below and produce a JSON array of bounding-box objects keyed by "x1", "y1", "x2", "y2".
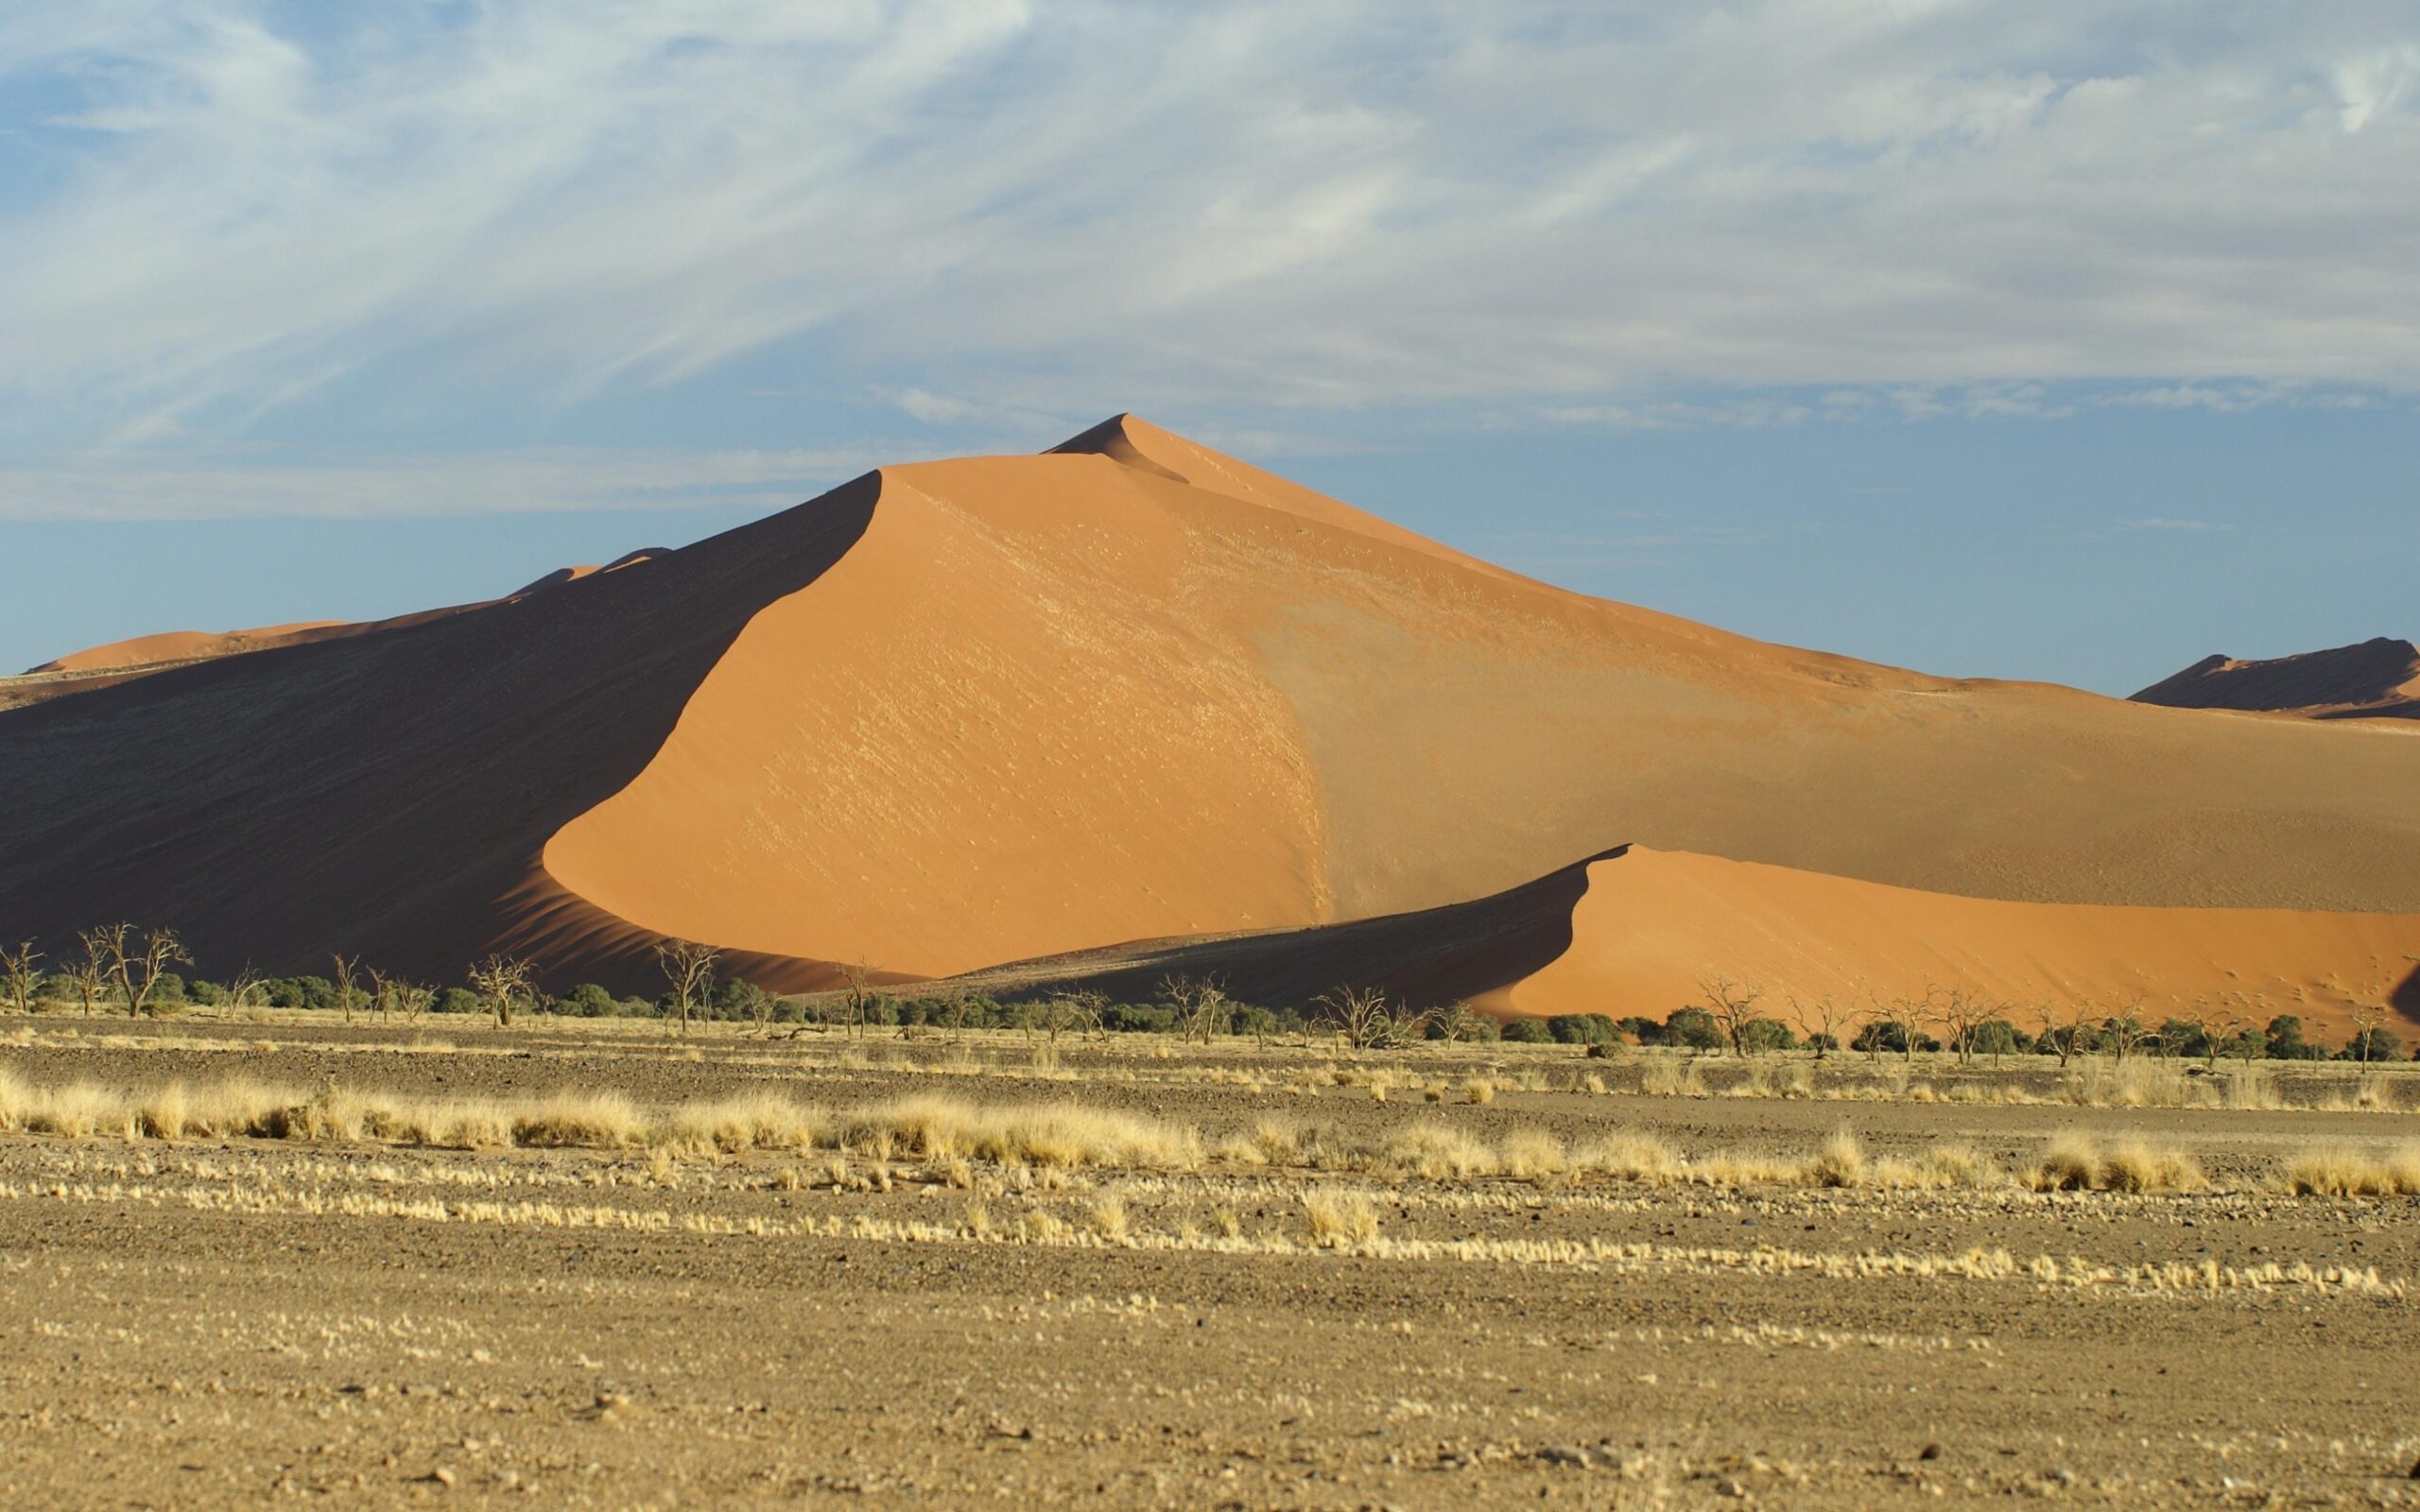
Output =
[
  {"x1": 2132, "y1": 638, "x2": 2420, "y2": 721},
  {"x1": 2, "y1": 418, "x2": 2415, "y2": 1021}
]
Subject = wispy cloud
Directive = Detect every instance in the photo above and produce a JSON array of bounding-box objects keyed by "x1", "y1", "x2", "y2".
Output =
[
  {"x1": 2, "y1": 5, "x2": 2419, "y2": 513},
  {"x1": 2117, "y1": 517, "x2": 2238, "y2": 533},
  {"x1": 0, "y1": 446, "x2": 890, "y2": 522}
]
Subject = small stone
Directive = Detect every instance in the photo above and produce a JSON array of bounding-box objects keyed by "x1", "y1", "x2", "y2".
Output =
[
  {"x1": 2408, "y1": 1456, "x2": 2420, "y2": 1480},
  {"x1": 427, "y1": 1467, "x2": 457, "y2": 1487},
  {"x1": 1918, "y1": 1442, "x2": 1943, "y2": 1461},
  {"x1": 1715, "y1": 1476, "x2": 1749, "y2": 1498},
  {"x1": 1537, "y1": 1444, "x2": 1590, "y2": 1468}
]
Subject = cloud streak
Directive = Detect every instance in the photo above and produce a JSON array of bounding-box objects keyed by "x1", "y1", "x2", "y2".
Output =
[{"x1": 2, "y1": 4, "x2": 2419, "y2": 513}]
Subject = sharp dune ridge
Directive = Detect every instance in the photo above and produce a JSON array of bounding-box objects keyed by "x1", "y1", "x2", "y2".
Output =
[{"x1": 2, "y1": 416, "x2": 2415, "y2": 1026}]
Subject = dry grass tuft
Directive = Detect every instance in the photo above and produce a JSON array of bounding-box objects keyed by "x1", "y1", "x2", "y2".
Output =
[
  {"x1": 1301, "y1": 1190, "x2": 1381, "y2": 1249},
  {"x1": 2283, "y1": 1143, "x2": 2420, "y2": 1196}
]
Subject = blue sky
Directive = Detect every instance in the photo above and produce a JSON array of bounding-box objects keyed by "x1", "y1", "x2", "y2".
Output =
[{"x1": 2, "y1": 4, "x2": 2414, "y2": 693}]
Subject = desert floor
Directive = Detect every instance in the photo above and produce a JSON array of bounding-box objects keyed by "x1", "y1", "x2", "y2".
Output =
[{"x1": 3, "y1": 1016, "x2": 2417, "y2": 1509}]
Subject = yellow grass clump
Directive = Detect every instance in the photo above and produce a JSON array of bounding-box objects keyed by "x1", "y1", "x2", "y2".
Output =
[{"x1": 2282, "y1": 1143, "x2": 2420, "y2": 1196}]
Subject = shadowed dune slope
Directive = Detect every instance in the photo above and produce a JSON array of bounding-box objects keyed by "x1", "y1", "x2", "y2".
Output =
[
  {"x1": 2131, "y1": 637, "x2": 2420, "y2": 721},
  {"x1": 4, "y1": 417, "x2": 2418, "y2": 1000}
]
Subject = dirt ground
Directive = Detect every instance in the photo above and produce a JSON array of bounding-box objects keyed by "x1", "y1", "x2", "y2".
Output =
[{"x1": 2, "y1": 1016, "x2": 2417, "y2": 1509}]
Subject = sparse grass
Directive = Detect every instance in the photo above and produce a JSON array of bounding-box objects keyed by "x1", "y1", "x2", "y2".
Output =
[
  {"x1": 2026, "y1": 1134, "x2": 2204, "y2": 1193},
  {"x1": 1461, "y1": 1076, "x2": 1495, "y2": 1106}
]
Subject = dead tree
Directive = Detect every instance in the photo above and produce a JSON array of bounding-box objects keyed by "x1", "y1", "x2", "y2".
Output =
[
  {"x1": 0, "y1": 939, "x2": 41, "y2": 1015},
  {"x1": 839, "y1": 957, "x2": 881, "y2": 1040},
  {"x1": 330, "y1": 953, "x2": 362, "y2": 1027},
  {"x1": 1316, "y1": 985, "x2": 1429, "y2": 1051},
  {"x1": 1162, "y1": 974, "x2": 1230, "y2": 1046},
  {"x1": 94, "y1": 923, "x2": 189, "y2": 1020},
  {"x1": 468, "y1": 954, "x2": 536, "y2": 1028},
  {"x1": 367, "y1": 968, "x2": 400, "y2": 1024},
  {"x1": 1789, "y1": 994, "x2": 1847, "y2": 1061},
  {"x1": 1697, "y1": 975, "x2": 1763, "y2": 1057},
  {"x1": 655, "y1": 938, "x2": 719, "y2": 1037},
  {"x1": 2032, "y1": 1002, "x2": 2089, "y2": 1069},
  {"x1": 1924, "y1": 986, "x2": 1987, "y2": 1068},
  {"x1": 2346, "y1": 1001, "x2": 2388, "y2": 1067},
  {"x1": 1040, "y1": 989, "x2": 1107, "y2": 1045},
  {"x1": 1431, "y1": 1001, "x2": 1486, "y2": 1046}
]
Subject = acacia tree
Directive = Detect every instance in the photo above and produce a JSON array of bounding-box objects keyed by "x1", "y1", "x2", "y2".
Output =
[
  {"x1": 1162, "y1": 974, "x2": 1230, "y2": 1046},
  {"x1": 0, "y1": 939, "x2": 41, "y2": 1015},
  {"x1": 1697, "y1": 975, "x2": 1763, "y2": 1057},
  {"x1": 468, "y1": 954, "x2": 536, "y2": 1028},
  {"x1": 330, "y1": 953, "x2": 362, "y2": 1026},
  {"x1": 1037, "y1": 988, "x2": 1106, "y2": 1045},
  {"x1": 655, "y1": 938, "x2": 719, "y2": 1037},
  {"x1": 91, "y1": 923, "x2": 189, "y2": 1020},
  {"x1": 838, "y1": 957, "x2": 882, "y2": 1040}
]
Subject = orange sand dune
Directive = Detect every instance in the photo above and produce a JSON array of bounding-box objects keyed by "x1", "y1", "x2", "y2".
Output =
[
  {"x1": 3, "y1": 418, "x2": 2416, "y2": 1008},
  {"x1": 1506, "y1": 849, "x2": 2420, "y2": 1039},
  {"x1": 2132, "y1": 638, "x2": 2420, "y2": 721}
]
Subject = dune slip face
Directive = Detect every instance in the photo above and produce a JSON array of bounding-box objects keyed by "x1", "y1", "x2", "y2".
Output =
[{"x1": 2, "y1": 417, "x2": 2415, "y2": 1023}]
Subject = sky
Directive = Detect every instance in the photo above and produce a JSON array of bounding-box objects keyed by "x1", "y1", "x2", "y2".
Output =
[{"x1": 1, "y1": 3, "x2": 2415, "y2": 693}]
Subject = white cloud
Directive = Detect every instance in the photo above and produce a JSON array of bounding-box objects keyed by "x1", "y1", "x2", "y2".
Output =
[{"x1": 2, "y1": 3, "x2": 2419, "y2": 512}]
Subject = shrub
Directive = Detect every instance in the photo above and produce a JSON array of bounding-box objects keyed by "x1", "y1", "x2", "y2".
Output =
[
  {"x1": 1500, "y1": 1018, "x2": 1551, "y2": 1044},
  {"x1": 1546, "y1": 1013, "x2": 1616, "y2": 1045}
]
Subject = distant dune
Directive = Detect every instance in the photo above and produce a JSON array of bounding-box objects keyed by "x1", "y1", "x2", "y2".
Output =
[
  {"x1": 2, "y1": 418, "x2": 2413, "y2": 1024},
  {"x1": 2132, "y1": 638, "x2": 2420, "y2": 721}
]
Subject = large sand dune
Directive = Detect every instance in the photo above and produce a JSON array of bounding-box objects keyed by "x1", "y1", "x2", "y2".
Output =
[{"x1": 2, "y1": 418, "x2": 2415, "y2": 1021}]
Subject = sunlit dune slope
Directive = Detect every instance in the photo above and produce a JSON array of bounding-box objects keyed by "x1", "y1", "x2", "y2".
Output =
[
  {"x1": 1509, "y1": 848, "x2": 2420, "y2": 1037},
  {"x1": 2, "y1": 417, "x2": 2416, "y2": 1002}
]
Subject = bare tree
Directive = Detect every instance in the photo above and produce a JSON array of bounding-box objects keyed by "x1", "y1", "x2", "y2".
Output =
[
  {"x1": 0, "y1": 939, "x2": 41, "y2": 1015},
  {"x1": 1316, "y1": 985, "x2": 1429, "y2": 1051},
  {"x1": 1038, "y1": 988, "x2": 1107, "y2": 1045},
  {"x1": 1431, "y1": 1001, "x2": 1486, "y2": 1046},
  {"x1": 467, "y1": 954, "x2": 536, "y2": 1028},
  {"x1": 366, "y1": 968, "x2": 400, "y2": 1024},
  {"x1": 92, "y1": 923, "x2": 189, "y2": 1020},
  {"x1": 655, "y1": 938, "x2": 719, "y2": 1037},
  {"x1": 2032, "y1": 1002, "x2": 2089, "y2": 1069},
  {"x1": 1789, "y1": 994, "x2": 1847, "y2": 1061},
  {"x1": 329, "y1": 953, "x2": 362, "y2": 1026},
  {"x1": 2346, "y1": 1000, "x2": 2388, "y2": 1067},
  {"x1": 2103, "y1": 996, "x2": 2154, "y2": 1064},
  {"x1": 838, "y1": 957, "x2": 881, "y2": 1041},
  {"x1": 1923, "y1": 986, "x2": 1988, "y2": 1068},
  {"x1": 1697, "y1": 975, "x2": 1763, "y2": 1057},
  {"x1": 1162, "y1": 974, "x2": 1230, "y2": 1045}
]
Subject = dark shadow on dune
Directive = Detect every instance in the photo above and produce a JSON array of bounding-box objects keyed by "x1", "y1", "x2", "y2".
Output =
[
  {"x1": 0, "y1": 475, "x2": 882, "y2": 983},
  {"x1": 2394, "y1": 965, "x2": 2420, "y2": 1022},
  {"x1": 945, "y1": 846, "x2": 1629, "y2": 1013}
]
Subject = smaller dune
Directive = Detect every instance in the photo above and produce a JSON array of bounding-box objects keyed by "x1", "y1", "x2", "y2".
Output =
[{"x1": 2131, "y1": 637, "x2": 2420, "y2": 720}]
